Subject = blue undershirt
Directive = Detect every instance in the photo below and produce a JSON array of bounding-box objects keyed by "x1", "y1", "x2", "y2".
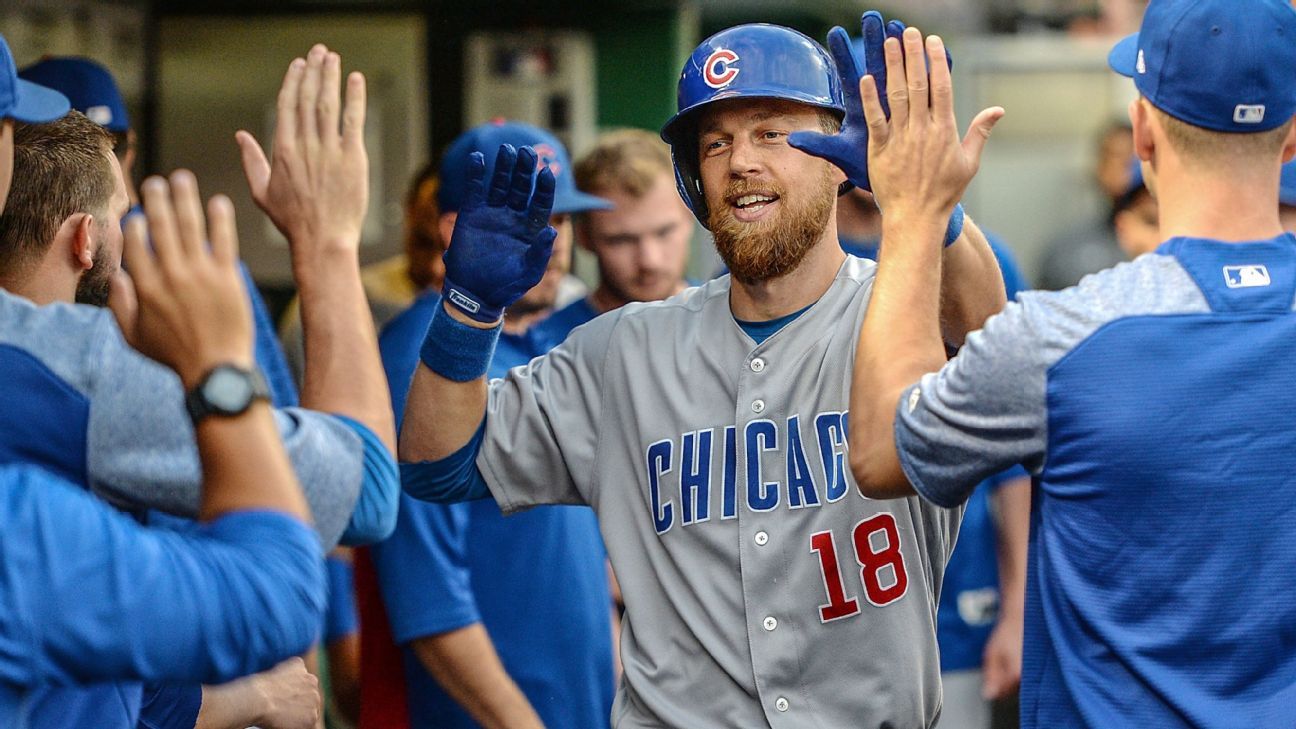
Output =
[{"x1": 733, "y1": 303, "x2": 813, "y2": 345}]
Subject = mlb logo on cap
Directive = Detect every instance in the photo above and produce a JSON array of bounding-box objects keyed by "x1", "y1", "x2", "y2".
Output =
[
  {"x1": 1233, "y1": 105, "x2": 1266, "y2": 125},
  {"x1": 1108, "y1": 0, "x2": 1296, "y2": 133}
]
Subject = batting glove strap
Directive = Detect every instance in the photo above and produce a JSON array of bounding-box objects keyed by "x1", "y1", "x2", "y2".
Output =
[
  {"x1": 419, "y1": 300, "x2": 501, "y2": 382},
  {"x1": 944, "y1": 204, "x2": 965, "y2": 248},
  {"x1": 441, "y1": 277, "x2": 506, "y2": 324}
]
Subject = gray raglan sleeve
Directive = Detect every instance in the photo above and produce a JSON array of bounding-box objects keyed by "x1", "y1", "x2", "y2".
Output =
[
  {"x1": 893, "y1": 294, "x2": 1060, "y2": 508},
  {"x1": 476, "y1": 312, "x2": 618, "y2": 514},
  {"x1": 85, "y1": 320, "x2": 362, "y2": 549}
]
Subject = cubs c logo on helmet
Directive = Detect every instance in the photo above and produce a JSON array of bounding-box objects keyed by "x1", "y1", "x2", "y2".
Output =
[{"x1": 702, "y1": 49, "x2": 740, "y2": 89}]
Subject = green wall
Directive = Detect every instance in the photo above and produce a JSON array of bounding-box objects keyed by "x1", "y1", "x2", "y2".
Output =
[{"x1": 593, "y1": 9, "x2": 689, "y2": 133}]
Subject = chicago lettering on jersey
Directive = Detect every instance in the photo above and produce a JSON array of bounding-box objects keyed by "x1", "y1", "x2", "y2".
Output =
[{"x1": 644, "y1": 411, "x2": 851, "y2": 535}]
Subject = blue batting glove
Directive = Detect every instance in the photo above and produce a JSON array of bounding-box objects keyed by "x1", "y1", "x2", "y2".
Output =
[
  {"x1": 441, "y1": 144, "x2": 558, "y2": 323},
  {"x1": 788, "y1": 12, "x2": 952, "y2": 191}
]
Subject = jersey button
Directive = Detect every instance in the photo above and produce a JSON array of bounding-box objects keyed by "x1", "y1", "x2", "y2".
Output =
[
  {"x1": 775, "y1": 697, "x2": 790, "y2": 712},
  {"x1": 754, "y1": 531, "x2": 769, "y2": 546},
  {"x1": 763, "y1": 616, "x2": 778, "y2": 631},
  {"x1": 751, "y1": 399, "x2": 765, "y2": 414},
  {"x1": 750, "y1": 357, "x2": 766, "y2": 373}
]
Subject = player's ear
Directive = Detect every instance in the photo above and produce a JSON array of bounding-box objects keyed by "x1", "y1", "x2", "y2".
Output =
[
  {"x1": 1280, "y1": 120, "x2": 1296, "y2": 165},
  {"x1": 438, "y1": 212, "x2": 458, "y2": 252},
  {"x1": 1130, "y1": 98, "x2": 1155, "y2": 165},
  {"x1": 62, "y1": 212, "x2": 96, "y2": 271}
]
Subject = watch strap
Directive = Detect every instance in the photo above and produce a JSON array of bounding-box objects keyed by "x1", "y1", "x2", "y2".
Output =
[{"x1": 185, "y1": 364, "x2": 271, "y2": 425}]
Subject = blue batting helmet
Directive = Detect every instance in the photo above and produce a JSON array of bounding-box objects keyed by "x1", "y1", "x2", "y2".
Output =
[{"x1": 660, "y1": 24, "x2": 845, "y2": 224}]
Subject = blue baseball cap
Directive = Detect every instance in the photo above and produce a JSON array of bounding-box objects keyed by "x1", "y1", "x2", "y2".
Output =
[
  {"x1": 1280, "y1": 160, "x2": 1296, "y2": 207},
  {"x1": 18, "y1": 57, "x2": 128, "y2": 132},
  {"x1": 1108, "y1": 0, "x2": 1296, "y2": 133},
  {"x1": 0, "y1": 35, "x2": 70, "y2": 124},
  {"x1": 438, "y1": 120, "x2": 611, "y2": 215}
]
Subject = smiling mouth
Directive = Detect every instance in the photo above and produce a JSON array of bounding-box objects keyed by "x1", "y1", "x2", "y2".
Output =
[{"x1": 728, "y1": 193, "x2": 780, "y2": 221}]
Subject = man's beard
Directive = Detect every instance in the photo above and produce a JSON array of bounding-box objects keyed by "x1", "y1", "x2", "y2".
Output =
[
  {"x1": 707, "y1": 170, "x2": 836, "y2": 285},
  {"x1": 75, "y1": 241, "x2": 114, "y2": 307}
]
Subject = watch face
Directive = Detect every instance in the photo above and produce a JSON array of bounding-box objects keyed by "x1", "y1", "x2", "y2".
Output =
[{"x1": 203, "y1": 367, "x2": 254, "y2": 412}]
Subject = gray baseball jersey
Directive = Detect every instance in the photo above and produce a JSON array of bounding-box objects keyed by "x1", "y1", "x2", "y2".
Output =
[{"x1": 478, "y1": 256, "x2": 962, "y2": 729}]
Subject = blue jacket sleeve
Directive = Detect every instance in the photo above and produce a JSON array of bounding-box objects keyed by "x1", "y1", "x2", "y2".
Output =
[
  {"x1": 334, "y1": 415, "x2": 400, "y2": 545},
  {"x1": 0, "y1": 464, "x2": 326, "y2": 687},
  {"x1": 400, "y1": 418, "x2": 491, "y2": 503}
]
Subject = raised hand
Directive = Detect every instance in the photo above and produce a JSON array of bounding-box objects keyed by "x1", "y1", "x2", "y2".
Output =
[
  {"x1": 787, "y1": 12, "x2": 884, "y2": 190},
  {"x1": 236, "y1": 44, "x2": 368, "y2": 262},
  {"x1": 108, "y1": 171, "x2": 253, "y2": 389},
  {"x1": 441, "y1": 144, "x2": 558, "y2": 324},
  {"x1": 861, "y1": 28, "x2": 1002, "y2": 223},
  {"x1": 788, "y1": 12, "x2": 949, "y2": 191}
]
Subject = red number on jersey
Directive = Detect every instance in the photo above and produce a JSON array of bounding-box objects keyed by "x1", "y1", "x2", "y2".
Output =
[
  {"x1": 851, "y1": 513, "x2": 909, "y2": 606},
  {"x1": 810, "y1": 531, "x2": 861, "y2": 622},
  {"x1": 810, "y1": 513, "x2": 909, "y2": 623}
]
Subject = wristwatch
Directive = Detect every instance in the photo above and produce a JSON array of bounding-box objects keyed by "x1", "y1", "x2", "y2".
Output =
[{"x1": 185, "y1": 363, "x2": 271, "y2": 424}]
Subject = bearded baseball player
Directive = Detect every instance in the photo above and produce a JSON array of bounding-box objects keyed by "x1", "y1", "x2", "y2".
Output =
[{"x1": 398, "y1": 13, "x2": 1004, "y2": 728}]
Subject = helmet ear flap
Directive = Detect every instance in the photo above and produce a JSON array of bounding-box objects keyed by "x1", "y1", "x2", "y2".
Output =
[{"x1": 670, "y1": 121, "x2": 711, "y2": 227}]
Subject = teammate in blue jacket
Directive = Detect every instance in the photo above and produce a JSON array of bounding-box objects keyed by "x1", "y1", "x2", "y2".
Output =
[
  {"x1": 17, "y1": 54, "x2": 341, "y2": 729},
  {"x1": 20, "y1": 56, "x2": 300, "y2": 407},
  {"x1": 849, "y1": 2, "x2": 1296, "y2": 727},
  {"x1": 371, "y1": 121, "x2": 616, "y2": 729},
  {"x1": 0, "y1": 64, "x2": 325, "y2": 721},
  {"x1": 0, "y1": 41, "x2": 398, "y2": 729}
]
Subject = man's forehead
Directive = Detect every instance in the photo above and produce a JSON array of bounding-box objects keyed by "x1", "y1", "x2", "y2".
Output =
[{"x1": 698, "y1": 98, "x2": 819, "y2": 133}]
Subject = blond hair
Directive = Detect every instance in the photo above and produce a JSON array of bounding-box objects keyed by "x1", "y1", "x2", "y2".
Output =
[{"x1": 575, "y1": 129, "x2": 673, "y2": 199}]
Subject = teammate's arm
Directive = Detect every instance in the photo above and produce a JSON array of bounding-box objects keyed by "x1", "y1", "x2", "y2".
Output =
[
  {"x1": 408, "y1": 626, "x2": 546, "y2": 729},
  {"x1": 235, "y1": 46, "x2": 398, "y2": 542},
  {"x1": 195, "y1": 659, "x2": 321, "y2": 729},
  {"x1": 7, "y1": 172, "x2": 325, "y2": 688},
  {"x1": 846, "y1": 29, "x2": 1003, "y2": 496},
  {"x1": 786, "y1": 13, "x2": 1004, "y2": 346},
  {"x1": 982, "y1": 474, "x2": 1029, "y2": 699},
  {"x1": 937, "y1": 219, "x2": 1005, "y2": 346},
  {"x1": 111, "y1": 171, "x2": 308, "y2": 522}
]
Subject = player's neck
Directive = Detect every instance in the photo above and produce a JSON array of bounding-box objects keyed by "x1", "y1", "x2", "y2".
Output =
[
  {"x1": 729, "y1": 230, "x2": 846, "y2": 322},
  {"x1": 0, "y1": 257, "x2": 76, "y2": 307},
  {"x1": 1155, "y1": 166, "x2": 1284, "y2": 244}
]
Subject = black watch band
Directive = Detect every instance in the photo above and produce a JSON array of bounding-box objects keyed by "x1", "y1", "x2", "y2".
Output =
[{"x1": 185, "y1": 364, "x2": 271, "y2": 425}]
